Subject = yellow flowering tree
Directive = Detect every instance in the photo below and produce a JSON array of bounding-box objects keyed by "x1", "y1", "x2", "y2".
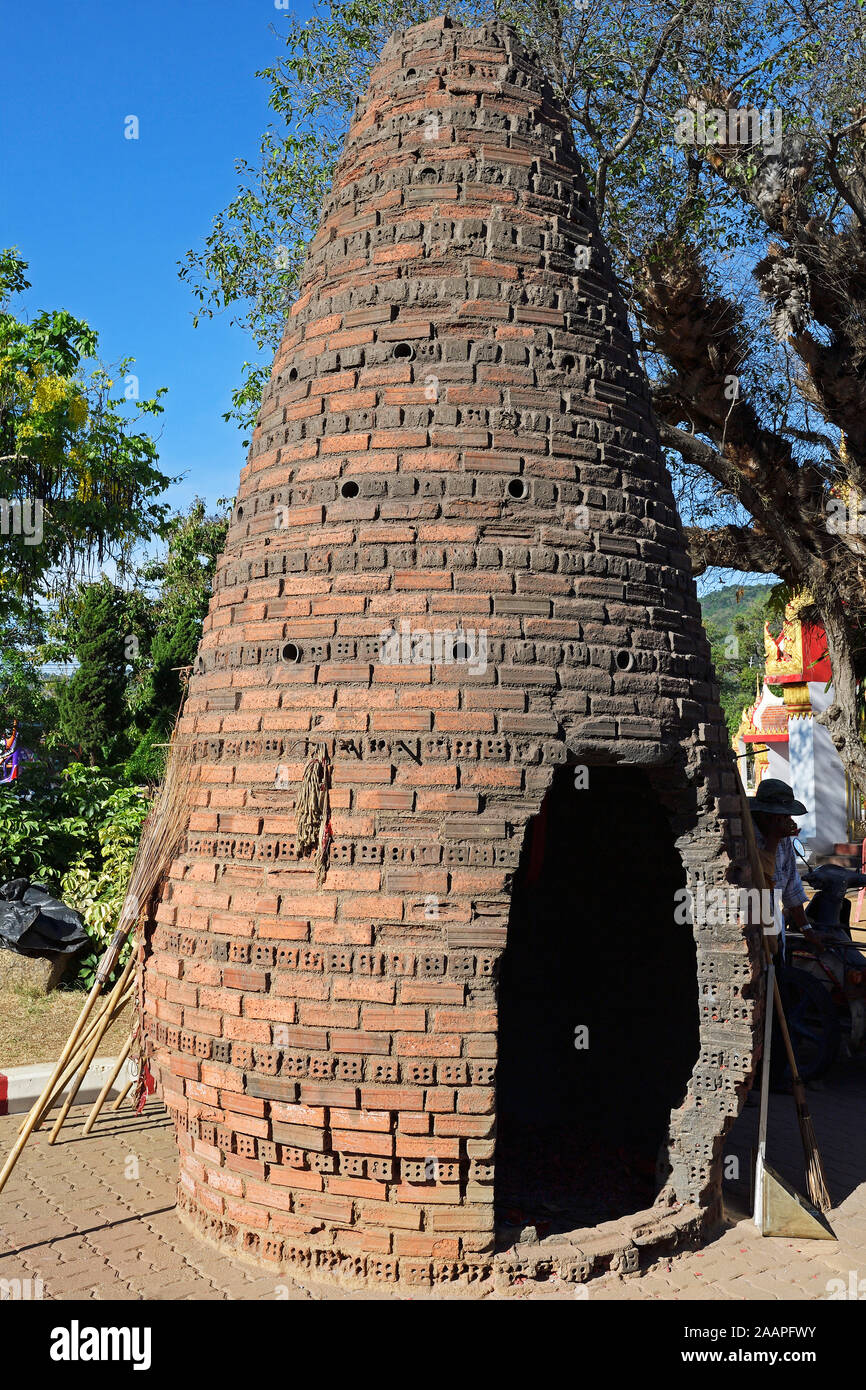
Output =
[{"x1": 0, "y1": 247, "x2": 174, "y2": 622}]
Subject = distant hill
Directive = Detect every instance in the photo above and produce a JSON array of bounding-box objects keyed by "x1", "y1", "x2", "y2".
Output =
[
  {"x1": 699, "y1": 582, "x2": 776, "y2": 736},
  {"x1": 700, "y1": 582, "x2": 775, "y2": 630}
]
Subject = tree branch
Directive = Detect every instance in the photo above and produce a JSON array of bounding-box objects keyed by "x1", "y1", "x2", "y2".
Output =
[
  {"x1": 592, "y1": 2, "x2": 695, "y2": 216},
  {"x1": 685, "y1": 523, "x2": 786, "y2": 576}
]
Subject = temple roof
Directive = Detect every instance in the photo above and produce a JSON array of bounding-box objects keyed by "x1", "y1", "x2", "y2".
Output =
[{"x1": 763, "y1": 594, "x2": 832, "y2": 686}]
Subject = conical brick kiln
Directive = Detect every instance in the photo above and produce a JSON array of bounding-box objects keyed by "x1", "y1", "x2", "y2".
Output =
[{"x1": 144, "y1": 15, "x2": 762, "y2": 1290}]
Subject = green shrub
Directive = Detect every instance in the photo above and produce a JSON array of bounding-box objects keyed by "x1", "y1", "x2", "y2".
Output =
[
  {"x1": 0, "y1": 792, "x2": 55, "y2": 882},
  {"x1": 0, "y1": 764, "x2": 150, "y2": 986},
  {"x1": 60, "y1": 781, "x2": 150, "y2": 988}
]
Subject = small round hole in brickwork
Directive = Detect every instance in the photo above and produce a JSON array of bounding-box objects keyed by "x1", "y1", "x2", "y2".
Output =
[
  {"x1": 453, "y1": 640, "x2": 472, "y2": 662},
  {"x1": 507, "y1": 478, "x2": 528, "y2": 499},
  {"x1": 281, "y1": 642, "x2": 302, "y2": 664},
  {"x1": 405, "y1": 67, "x2": 417, "y2": 78},
  {"x1": 288, "y1": 367, "x2": 298, "y2": 382},
  {"x1": 615, "y1": 649, "x2": 634, "y2": 671},
  {"x1": 392, "y1": 342, "x2": 415, "y2": 360},
  {"x1": 235, "y1": 505, "x2": 244, "y2": 521},
  {"x1": 340, "y1": 479, "x2": 360, "y2": 499},
  {"x1": 195, "y1": 656, "x2": 205, "y2": 676},
  {"x1": 416, "y1": 167, "x2": 438, "y2": 184}
]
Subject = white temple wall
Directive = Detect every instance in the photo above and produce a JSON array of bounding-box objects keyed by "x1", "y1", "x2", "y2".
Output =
[
  {"x1": 808, "y1": 682, "x2": 849, "y2": 854},
  {"x1": 766, "y1": 743, "x2": 791, "y2": 785}
]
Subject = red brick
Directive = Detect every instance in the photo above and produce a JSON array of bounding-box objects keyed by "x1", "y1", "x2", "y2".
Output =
[
  {"x1": 331, "y1": 1129, "x2": 394, "y2": 1156},
  {"x1": 328, "y1": 1177, "x2": 389, "y2": 1200},
  {"x1": 329, "y1": 1031, "x2": 391, "y2": 1055},
  {"x1": 293, "y1": 1194, "x2": 354, "y2": 1223}
]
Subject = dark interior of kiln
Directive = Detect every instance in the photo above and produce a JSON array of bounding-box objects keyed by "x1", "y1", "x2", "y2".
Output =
[{"x1": 495, "y1": 764, "x2": 699, "y2": 1241}]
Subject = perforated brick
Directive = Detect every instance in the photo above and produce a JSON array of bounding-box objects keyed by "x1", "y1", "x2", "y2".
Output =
[{"x1": 145, "y1": 16, "x2": 761, "y2": 1292}]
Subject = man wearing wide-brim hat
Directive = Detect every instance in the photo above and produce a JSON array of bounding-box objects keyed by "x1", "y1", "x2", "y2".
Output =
[{"x1": 747, "y1": 779, "x2": 826, "y2": 952}]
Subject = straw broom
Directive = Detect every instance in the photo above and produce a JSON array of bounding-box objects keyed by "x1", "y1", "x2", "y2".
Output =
[
  {"x1": 736, "y1": 778, "x2": 832, "y2": 1212},
  {"x1": 0, "y1": 728, "x2": 194, "y2": 1194}
]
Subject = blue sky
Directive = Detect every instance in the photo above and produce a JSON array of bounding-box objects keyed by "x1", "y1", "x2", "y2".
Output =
[{"x1": 3, "y1": 0, "x2": 307, "y2": 515}]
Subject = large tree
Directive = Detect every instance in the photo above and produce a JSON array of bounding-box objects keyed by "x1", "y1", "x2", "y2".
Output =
[
  {"x1": 181, "y1": 0, "x2": 866, "y2": 794},
  {"x1": 0, "y1": 248, "x2": 174, "y2": 622},
  {"x1": 126, "y1": 499, "x2": 230, "y2": 779},
  {"x1": 55, "y1": 579, "x2": 134, "y2": 764}
]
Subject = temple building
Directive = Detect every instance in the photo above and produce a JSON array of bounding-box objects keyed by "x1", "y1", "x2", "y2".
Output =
[{"x1": 734, "y1": 593, "x2": 861, "y2": 855}]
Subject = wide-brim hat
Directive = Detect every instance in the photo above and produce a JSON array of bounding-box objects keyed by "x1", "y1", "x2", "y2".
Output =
[{"x1": 747, "y1": 778, "x2": 808, "y2": 817}]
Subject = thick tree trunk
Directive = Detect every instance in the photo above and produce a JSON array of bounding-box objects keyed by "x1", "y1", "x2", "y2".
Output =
[{"x1": 813, "y1": 605, "x2": 866, "y2": 806}]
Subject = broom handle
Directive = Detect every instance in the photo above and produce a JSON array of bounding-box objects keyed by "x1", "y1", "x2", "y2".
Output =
[
  {"x1": 22, "y1": 990, "x2": 118, "y2": 1133},
  {"x1": 770, "y1": 966, "x2": 806, "y2": 1085},
  {"x1": 44, "y1": 994, "x2": 130, "y2": 1144},
  {"x1": 0, "y1": 961, "x2": 111, "y2": 1194},
  {"x1": 81, "y1": 1035, "x2": 133, "y2": 1136},
  {"x1": 47, "y1": 949, "x2": 136, "y2": 1144},
  {"x1": 111, "y1": 1075, "x2": 135, "y2": 1112},
  {"x1": 759, "y1": 963, "x2": 775, "y2": 1147},
  {"x1": 746, "y1": 829, "x2": 807, "y2": 1087},
  {"x1": 26, "y1": 986, "x2": 135, "y2": 1134},
  {"x1": 755, "y1": 954, "x2": 775, "y2": 1227}
]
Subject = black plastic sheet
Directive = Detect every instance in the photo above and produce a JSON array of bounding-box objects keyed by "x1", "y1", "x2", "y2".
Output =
[{"x1": 0, "y1": 879, "x2": 89, "y2": 957}]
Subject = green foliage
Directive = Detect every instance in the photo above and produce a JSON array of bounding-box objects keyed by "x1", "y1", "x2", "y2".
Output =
[
  {"x1": 0, "y1": 764, "x2": 150, "y2": 987},
  {"x1": 124, "y1": 720, "x2": 168, "y2": 784},
  {"x1": 60, "y1": 782, "x2": 150, "y2": 989},
  {"x1": 702, "y1": 584, "x2": 779, "y2": 735},
  {"x1": 126, "y1": 499, "x2": 229, "y2": 756},
  {"x1": 0, "y1": 763, "x2": 130, "y2": 887},
  {"x1": 0, "y1": 793, "x2": 55, "y2": 880},
  {"x1": 130, "y1": 613, "x2": 199, "y2": 738},
  {"x1": 55, "y1": 579, "x2": 132, "y2": 763},
  {"x1": 0, "y1": 627, "x2": 57, "y2": 742},
  {"x1": 0, "y1": 247, "x2": 175, "y2": 621},
  {"x1": 0, "y1": 498, "x2": 226, "y2": 990},
  {"x1": 700, "y1": 581, "x2": 775, "y2": 631}
]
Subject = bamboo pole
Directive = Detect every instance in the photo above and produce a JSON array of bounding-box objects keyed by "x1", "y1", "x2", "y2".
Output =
[
  {"x1": 0, "y1": 725, "x2": 194, "y2": 1196},
  {"x1": 111, "y1": 1075, "x2": 135, "y2": 1112},
  {"x1": 25, "y1": 986, "x2": 134, "y2": 1135},
  {"x1": 0, "y1": 927, "x2": 130, "y2": 1194},
  {"x1": 29, "y1": 977, "x2": 134, "y2": 1136},
  {"x1": 47, "y1": 950, "x2": 137, "y2": 1144},
  {"x1": 30, "y1": 987, "x2": 133, "y2": 1136},
  {"x1": 81, "y1": 1035, "x2": 133, "y2": 1136}
]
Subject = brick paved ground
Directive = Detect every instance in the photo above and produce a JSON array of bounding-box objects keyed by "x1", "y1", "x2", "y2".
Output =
[{"x1": 0, "y1": 1059, "x2": 863, "y2": 1300}]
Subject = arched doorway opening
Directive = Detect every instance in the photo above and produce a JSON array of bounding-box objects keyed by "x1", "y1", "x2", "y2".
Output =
[{"x1": 495, "y1": 764, "x2": 699, "y2": 1240}]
